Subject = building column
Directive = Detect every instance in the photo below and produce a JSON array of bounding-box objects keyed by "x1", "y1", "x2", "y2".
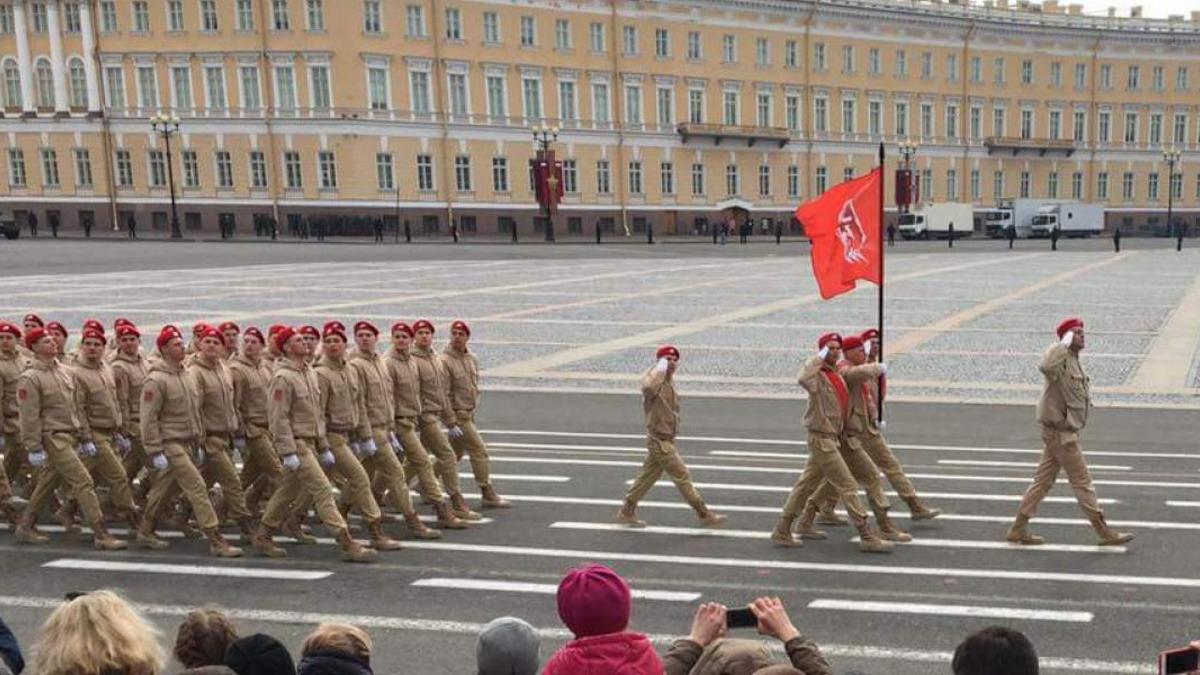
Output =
[
  {"x1": 79, "y1": 0, "x2": 101, "y2": 115},
  {"x1": 13, "y1": 0, "x2": 37, "y2": 115},
  {"x1": 46, "y1": 0, "x2": 70, "y2": 115}
]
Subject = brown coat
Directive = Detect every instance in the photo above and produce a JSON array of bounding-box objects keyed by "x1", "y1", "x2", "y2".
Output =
[
  {"x1": 839, "y1": 361, "x2": 885, "y2": 437},
  {"x1": 1036, "y1": 343, "x2": 1091, "y2": 432},
  {"x1": 229, "y1": 353, "x2": 272, "y2": 438},
  {"x1": 440, "y1": 345, "x2": 480, "y2": 414},
  {"x1": 0, "y1": 349, "x2": 28, "y2": 435},
  {"x1": 663, "y1": 636, "x2": 832, "y2": 675},
  {"x1": 798, "y1": 355, "x2": 846, "y2": 436},
  {"x1": 17, "y1": 358, "x2": 82, "y2": 450},
  {"x1": 316, "y1": 354, "x2": 364, "y2": 435},
  {"x1": 348, "y1": 349, "x2": 394, "y2": 430},
  {"x1": 269, "y1": 358, "x2": 325, "y2": 457},
  {"x1": 641, "y1": 365, "x2": 679, "y2": 442},
  {"x1": 141, "y1": 358, "x2": 203, "y2": 455},
  {"x1": 69, "y1": 356, "x2": 123, "y2": 440},
  {"x1": 411, "y1": 344, "x2": 455, "y2": 427},
  {"x1": 188, "y1": 356, "x2": 239, "y2": 436},
  {"x1": 110, "y1": 351, "x2": 148, "y2": 437},
  {"x1": 384, "y1": 347, "x2": 422, "y2": 420}
]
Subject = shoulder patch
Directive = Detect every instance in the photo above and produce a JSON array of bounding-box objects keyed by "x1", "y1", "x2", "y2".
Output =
[
  {"x1": 17, "y1": 388, "x2": 28, "y2": 401},
  {"x1": 273, "y1": 387, "x2": 285, "y2": 401},
  {"x1": 143, "y1": 389, "x2": 155, "y2": 402}
]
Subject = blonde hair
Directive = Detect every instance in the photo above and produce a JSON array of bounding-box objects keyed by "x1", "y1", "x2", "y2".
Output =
[
  {"x1": 300, "y1": 624, "x2": 372, "y2": 666},
  {"x1": 173, "y1": 608, "x2": 238, "y2": 669},
  {"x1": 34, "y1": 590, "x2": 167, "y2": 675}
]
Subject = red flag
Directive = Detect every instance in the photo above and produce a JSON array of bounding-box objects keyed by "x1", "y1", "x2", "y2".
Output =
[{"x1": 795, "y1": 168, "x2": 882, "y2": 299}]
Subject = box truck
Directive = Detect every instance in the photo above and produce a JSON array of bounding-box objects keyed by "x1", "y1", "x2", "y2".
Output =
[
  {"x1": 897, "y1": 202, "x2": 974, "y2": 239},
  {"x1": 1029, "y1": 202, "x2": 1104, "y2": 238}
]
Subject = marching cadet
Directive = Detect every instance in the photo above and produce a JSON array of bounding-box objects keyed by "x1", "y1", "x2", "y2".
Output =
[
  {"x1": 230, "y1": 326, "x2": 283, "y2": 516},
  {"x1": 46, "y1": 321, "x2": 68, "y2": 358},
  {"x1": 251, "y1": 327, "x2": 376, "y2": 563},
  {"x1": 136, "y1": 325, "x2": 243, "y2": 557},
  {"x1": 219, "y1": 322, "x2": 241, "y2": 361},
  {"x1": 265, "y1": 325, "x2": 287, "y2": 368},
  {"x1": 771, "y1": 334, "x2": 893, "y2": 553},
  {"x1": 0, "y1": 321, "x2": 28, "y2": 523},
  {"x1": 104, "y1": 318, "x2": 134, "y2": 361},
  {"x1": 1007, "y1": 318, "x2": 1134, "y2": 547},
  {"x1": 111, "y1": 322, "x2": 150, "y2": 500},
  {"x1": 440, "y1": 321, "x2": 510, "y2": 509},
  {"x1": 385, "y1": 322, "x2": 466, "y2": 531},
  {"x1": 188, "y1": 325, "x2": 256, "y2": 539},
  {"x1": 315, "y1": 322, "x2": 403, "y2": 551},
  {"x1": 14, "y1": 327, "x2": 126, "y2": 550},
  {"x1": 185, "y1": 322, "x2": 209, "y2": 359},
  {"x1": 299, "y1": 325, "x2": 322, "y2": 362},
  {"x1": 17, "y1": 314, "x2": 43, "y2": 358},
  {"x1": 617, "y1": 346, "x2": 727, "y2": 529},
  {"x1": 411, "y1": 320, "x2": 481, "y2": 522}
]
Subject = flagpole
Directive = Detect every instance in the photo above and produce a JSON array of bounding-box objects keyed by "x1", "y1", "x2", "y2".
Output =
[{"x1": 877, "y1": 142, "x2": 886, "y2": 424}]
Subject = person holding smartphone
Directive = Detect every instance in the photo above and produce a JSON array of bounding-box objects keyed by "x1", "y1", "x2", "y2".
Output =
[{"x1": 662, "y1": 597, "x2": 832, "y2": 675}]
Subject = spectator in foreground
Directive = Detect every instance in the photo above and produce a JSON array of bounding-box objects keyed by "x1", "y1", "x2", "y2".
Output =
[
  {"x1": 174, "y1": 609, "x2": 238, "y2": 673},
  {"x1": 225, "y1": 634, "x2": 296, "y2": 675},
  {"x1": 664, "y1": 598, "x2": 831, "y2": 675},
  {"x1": 476, "y1": 617, "x2": 540, "y2": 675},
  {"x1": 297, "y1": 623, "x2": 373, "y2": 675},
  {"x1": 542, "y1": 563, "x2": 661, "y2": 674},
  {"x1": 952, "y1": 626, "x2": 1038, "y2": 675},
  {"x1": 0, "y1": 614, "x2": 24, "y2": 675},
  {"x1": 32, "y1": 590, "x2": 166, "y2": 675}
]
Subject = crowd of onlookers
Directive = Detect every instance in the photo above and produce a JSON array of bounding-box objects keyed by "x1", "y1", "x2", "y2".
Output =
[{"x1": 0, "y1": 563, "x2": 1048, "y2": 674}]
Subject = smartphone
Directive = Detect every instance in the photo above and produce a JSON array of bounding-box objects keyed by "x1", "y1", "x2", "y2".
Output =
[
  {"x1": 1160, "y1": 646, "x2": 1200, "y2": 675},
  {"x1": 726, "y1": 607, "x2": 757, "y2": 629}
]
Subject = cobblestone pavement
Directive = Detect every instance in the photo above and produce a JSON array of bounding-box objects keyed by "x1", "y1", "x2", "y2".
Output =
[{"x1": 2, "y1": 241, "x2": 1198, "y2": 408}]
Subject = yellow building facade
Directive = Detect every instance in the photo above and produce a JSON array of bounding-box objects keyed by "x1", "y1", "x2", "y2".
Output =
[{"x1": 1, "y1": 0, "x2": 1198, "y2": 236}]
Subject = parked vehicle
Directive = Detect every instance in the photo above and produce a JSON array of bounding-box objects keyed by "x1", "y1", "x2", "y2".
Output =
[
  {"x1": 897, "y1": 202, "x2": 974, "y2": 239},
  {"x1": 1029, "y1": 202, "x2": 1104, "y2": 238}
]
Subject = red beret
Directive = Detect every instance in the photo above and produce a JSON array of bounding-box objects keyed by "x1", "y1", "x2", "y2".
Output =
[
  {"x1": 298, "y1": 325, "x2": 320, "y2": 339},
  {"x1": 192, "y1": 322, "x2": 212, "y2": 335},
  {"x1": 818, "y1": 332, "x2": 842, "y2": 349},
  {"x1": 1056, "y1": 317, "x2": 1084, "y2": 339},
  {"x1": 322, "y1": 323, "x2": 346, "y2": 342},
  {"x1": 23, "y1": 313, "x2": 44, "y2": 327},
  {"x1": 354, "y1": 321, "x2": 379, "y2": 336},
  {"x1": 157, "y1": 325, "x2": 183, "y2": 350},
  {"x1": 841, "y1": 335, "x2": 864, "y2": 351},
  {"x1": 81, "y1": 328, "x2": 107, "y2": 345},
  {"x1": 199, "y1": 326, "x2": 223, "y2": 342},
  {"x1": 450, "y1": 320, "x2": 471, "y2": 336},
  {"x1": 116, "y1": 324, "x2": 141, "y2": 339},
  {"x1": 323, "y1": 320, "x2": 346, "y2": 334},
  {"x1": 24, "y1": 327, "x2": 48, "y2": 349},
  {"x1": 243, "y1": 327, "x2": 264, "y2": 344},
  {"x1": 268, "y1": 324, "x2": 287, "y2": 337},
  {"x1": 114, "y1": 317, "x2": 133, "y2": 329},
  {"x1": 0, "y1": 322, "x2": 20, "y2": 339},
  {"x1": 656, "y1": 345, "x2": 680, "y2": 360},
  {"x1": 273, "y1": 326, "x2": 297, "y2": 352},
  {"x1": 82, "y1": 319, "x2": 105, "y2": 334},
  {"x1": 391, "y1": 322, "x2": 414, "y2": 338},
  {"x1": 46, "y1": 321, "x2": 67, "y2": 338},
  {"x1": 412, "y1": 319, "x2": 435, "y2": 335},
  {"x1": 218, "y1": 321, "x2": 240, "y2": 334},
  {"x1": 860, "y1": 328, "x2": 880, "y2": 341}
]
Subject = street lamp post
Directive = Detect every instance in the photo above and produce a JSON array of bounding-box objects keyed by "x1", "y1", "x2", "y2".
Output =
[
  {"x1": 1163, "y1": 146, "x2": 1182, "y2": 250},
  {"x1": 531, "y1": 124, "x2": 561, "y2": 242},
  {"x1": 151, "y1": 114, "x2": 183, "y2": 239},
  {"x1": 898, "y1": 140, "x2": 919, "y2": 215}
]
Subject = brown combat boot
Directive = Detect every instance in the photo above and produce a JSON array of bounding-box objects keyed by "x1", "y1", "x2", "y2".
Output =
[
  {"x1": 282, "y1": 514, "x2": 317, "y2": 544},
  {"x1": 615, "y1": 501, "x2": 646, "y2": 528},
  {"x1": 14, "y1": 511, "x2": 49, "y2": 545},
  {"x1": 238, "y1": 516, "x2": 258, "y2": 543},
  {"x1": 771, "y1": 515, "x2": 803, "y2": 548},
  {"x1": 92, "y1": 523, "x2": 128, "y2": 551},
  {"x1": 338, "y1": 502, "x2": 362, "y2": 535},
  {"x1": 404, "y1": 511, "x2": 443, "y2": 540},
  {"x1": 450, "y1": 493, "x2": 482, "y2": 521},
  {"x1": 794, "y1": 503, "x2": 828, "y2": 540},
  {"x1": 696, "y1": 507, "x2": 728, "y2": 528},
  {"x1": 54, "y1": 503, "x2": 82, "y2": 535},
  {"x1": 1006, "y1": 513, "x2": 1045, "y2": 546},
  {"x1": 815, "y1": 501, "x2": 848, "y2": 526},
  {"x1": 480, "y1": 485, "x2": 512, "y2": 509},
  {"x1": 0, "y1": 498, "x2": 19, "y2": 527},
  {"x1": 853, "y1": 515, "x2": 894, "y2": 554},
  {"x1": 335, "y1": 529, "x2": 378, "y2": 563},
  {"x1": 134, "y1": 522, "x2": 170, "y2": 551},
  {"x1": 434, "y1": 501, "x2": 469, "y2": 529},
  {"x1": 1088, "y1": 513, "x2": 1134, "y2": 546},
  {"x1": 903, "y1": 495, "x2": 942, "y2": 521},
  {"x1": 875, "y1": 508, "x2": 913, "y2": 543},
  {"x1": 205, "y1": 528, "x2": 244, "y2": 558},
  {"x1": 367, "y1": 518, "x2": 403, "y2": 551},
  {"x1": 251, "y1": 525, "x2": 287, "y2": 558}
]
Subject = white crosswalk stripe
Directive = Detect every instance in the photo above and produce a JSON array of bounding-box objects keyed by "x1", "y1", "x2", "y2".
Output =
[
  {"x1": 42, "y1": 558, "x2": 332, "y2": 580},
  {"x1": 806, "y1": 599, "x2": 1094, "y2": 623},
  {"x1": 936, "y1": 459, "x2": 1132, "y2": 471},
  {"x1": 410, "y1": 577, "x2": 701, "y2": 601}
]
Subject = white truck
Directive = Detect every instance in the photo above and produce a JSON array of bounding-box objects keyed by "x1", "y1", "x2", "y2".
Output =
[
  {"x1": 982, "y1": 199, "x2": 1054, "y2": 239},
  {"x1": 1029, "y1": 202, "x2": 1104, "y2": 238},
  {"x1": 897, "y1": 202, "x2": 974, "y2": 240}
]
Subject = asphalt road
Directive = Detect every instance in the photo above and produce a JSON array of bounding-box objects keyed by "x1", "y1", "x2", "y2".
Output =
[{"x1": 2, "y1": 391, "x2": 1197, "y2": 674}]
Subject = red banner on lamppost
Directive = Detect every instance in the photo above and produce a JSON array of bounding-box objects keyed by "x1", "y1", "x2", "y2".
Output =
[{"x1": 531, "y1": 149, "x2": 564, "y2": 215}]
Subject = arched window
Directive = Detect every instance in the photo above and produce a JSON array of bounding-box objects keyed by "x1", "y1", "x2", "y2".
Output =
[
  {"x1": 35, "y1": 58, "x2": 55, "y2": 108},
  {"x1": 2, "y1": 59, "x2": 21, "y2": 108},
  {"x1": 69, "y1": 58, "x2": 88, "y2": 108}
]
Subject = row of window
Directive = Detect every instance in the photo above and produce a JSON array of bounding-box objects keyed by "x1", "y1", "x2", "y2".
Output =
[{"x1": 7, "y1": 146, "x2": 1199, "y2": 204}]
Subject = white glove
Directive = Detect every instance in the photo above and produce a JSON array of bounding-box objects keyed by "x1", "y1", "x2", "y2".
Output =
[
  {"x1": 150, "y1": 453, "x2": 169, "y2": 471},
  {"x1": 360, "y1": 438, "x2": 378, "y2": 456},
  {"x1": 1060, "y1": 330, "x2": 1074, "y2": 347},
  {"x1": 282, "y1": 454, "x2": 301, "y2": 471},
  {"x1": 864, "y1": 341, "x2": 873, "y2": 357},
  {"x1": 389, "y1": 432, "x2": 402, "y2": 452},
  {"x1": 319, "y1": 450, "x2": 336, "y2": 467},
  {"x1": 193, "y1": 446, "x2": 206, "y2": 465},
  {"x1": 818, "y1": 346, "x2": 830, "y2": 360},
  {"x1": 115, "y1": 435, "x2": 132, "y2": 453},
  {"x1": 448, "y1": 425, "x2": 465, "y2": 440},
  {"x1": 78, "y1": 441, "x2": 98, "y2": 457},
  {"x1": 28, "y1": 448, "x2": 47, "y2": 467},
  {"x1": 231, "y1": 448, "x2": 244, "y2": 465},
  {"x1": 879, "y1": 419, "x2": 888, "y2": 430},
  {"x1": 656, "y1": 357, "x2": 670, "y2": 373},
  {"x1": 234, "y1": 436, "x2": 247, "y2": 450},
  {"x1": 877, "y1": 362, "x2": 888, "y2": 376}
]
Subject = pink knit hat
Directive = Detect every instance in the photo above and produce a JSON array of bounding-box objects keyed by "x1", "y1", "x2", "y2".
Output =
[{"x1": 556, "y1": 563, "x2": 632, "y2": 637}]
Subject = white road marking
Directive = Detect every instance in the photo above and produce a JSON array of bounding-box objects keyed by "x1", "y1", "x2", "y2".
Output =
[
  {"x1": 410, "y1": 577, "x2": 700, "y2": 602},
  {"x1": 41, "y1": 558, "x2": 332, "y2": 580},
  {"x1": 549, "y1": 521, "x2": 1126, "y2": 554},
  {"x1": 1165, "y1": 501, "x2": 1200, "y2": 507},
  {"x1": 904, "y1": 472, "x2": 1200, "y2": 489},
  {"x1": 0, "y1": 595, "x2": 1154, "y2": 673},
  {"x1": 628, "y1": 480, "x2": 1119, "y2": 504},
  {"x1": 468, "y1": 473, "x2": 571, "y2": 483},
  {"x1": 807, "y1": 599, "x2": 1094, "y2": 623},
  {"x1": 937, "y1": 459, "x2": 1132, "y2": 471}
]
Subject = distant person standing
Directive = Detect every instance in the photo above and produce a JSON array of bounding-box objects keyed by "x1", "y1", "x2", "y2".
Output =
[
  {"x1": 27, "y1": 212, "x2": 38, "y2": 238},
  {"x1": 1007, "y1": 224, "x2": 1016, "y2": 249},
  {"x1": 1050, "y1": 225, "x2": 1060, "y2": 251},
  {"x1": 947, "y1": 222, "x2": 955, "y2": 248},
  {"x1": 373, "y1": 218, "x2": 384, "y2": 243},
  {"x1": 775, "y1": 221, "x2": 783, "y2": 245},
  {"x1": 82, "y1": 216, "x2": 93, "y2": 239},
  {"x1": 127, "y1": 215, "x2": 137, "y2": 239},
  {"x1": 887, "y1": 223, "x2": 896, "y2": 247},
  {"x1": 712, "y1": 223, "x2": 719, "y2": 245},
  {"x1": 1113, "y1": 226, "x2": 1121, "y2": 253},
  {"x1": 1176, "y1": 220, "x2": 1185, "y2": 252}
]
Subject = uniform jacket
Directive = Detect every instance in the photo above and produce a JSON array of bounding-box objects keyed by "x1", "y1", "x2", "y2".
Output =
[
  {"x1": 269, "y1": 359, "x2": 325, "y2": 456},
  {"x1": 542, "y1": 632, "x2": 663, "y2": 675},
  {"x1": 383, "y1": 348, "x2": 422, "y2": 420},
  {"x1": 0, "y1": 349, "x2": 29, "y2": 435},
  {"x1": 110, "y1": 350, "x2": 148, "y2": 438},
  {"x1": 230, "y1": 353, "x2": 272, "y2": 438},
  {"x1": 1037, "y1": 343, "x2": 1091, "y2": 432},
  {"x1": 410, "y1": 345, "x2": 455, "y2": 427},
  {"x1": 315, "y1": 354, "x2": 364, "y2": 435},
  {"x1": 839, "y1": 361, "x2": 885, "y2": 437},
  {"x1": 69, "y1": 356, "x2": 123, "y2": 439},
  {"x1": 798, "y1": 356, "x2": 848, "y2": 436},
  {"x1": 439, "y1": 345, "x2": 480, "y2": 414},
  {"x1": 641, "y1": 365, "x2": 679, "y2": 442},
  {"x1": 141, "y1": 358, "x2": 203, "y2": 454},
  {"x1": 662, "y1": 636, "x2": 832, "y2": 675},
  {"x1": 347, "y1": 349, "x2": 394, "y2": 430},
  {"x1": 189, "y1": 356, "x2": 239, "y2": 436},
  {"x1": 17, "y1": 358, "x2": 82, "y2": 451}
]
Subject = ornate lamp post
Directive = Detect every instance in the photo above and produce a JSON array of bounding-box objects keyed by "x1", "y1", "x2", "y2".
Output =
[
  {"x1": 896, "y1": 139, "x2": 919, "y2": 214},
  {"x1": 1163, "y1": 146, "x2": 1182, "y2": 249},
  {"x1": 531, "y1": 124, "x2": 562, "y2": 242},
  {"x1": 151, "y1": 114, "x2": 183, "y2": 239}
]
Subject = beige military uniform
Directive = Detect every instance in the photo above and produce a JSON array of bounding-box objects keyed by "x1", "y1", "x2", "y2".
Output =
[
  {"x1": 624, "y1": 364, "x2": 707, "y2": 513},
  {"x1": 410, "y1": 344, "x2": 463, "y2": 498},
  {"x1": 316, "y1": 354, "x2": 382, "y2": 522},
  {"x1": 230, "y1": 352, "x2": 283, "y2": 511},
  {"x1": 808, "y1": 362, "x2": 890, "y2": 516},
  {"x1": 385, "y1": 346, "x2": 444, "y2": 504},
  {"x1": 189, "y1": 356, "x2": 251, "y2": 523},
  {"x1": 346, "y1": 347, "x2": 420, "y2": 518},
  {"x1": 111, "y1": 350, "x2": 150, "y2": 490},
  {"x1": 1, "y1": 348, "x2": 29, "y2": 500},
  {"x1": 440, "y1": 345, "x2": 493, "y2": 487},
  {"x1": 66, "y1": 356, "x2": 136, "y2": 515}
]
